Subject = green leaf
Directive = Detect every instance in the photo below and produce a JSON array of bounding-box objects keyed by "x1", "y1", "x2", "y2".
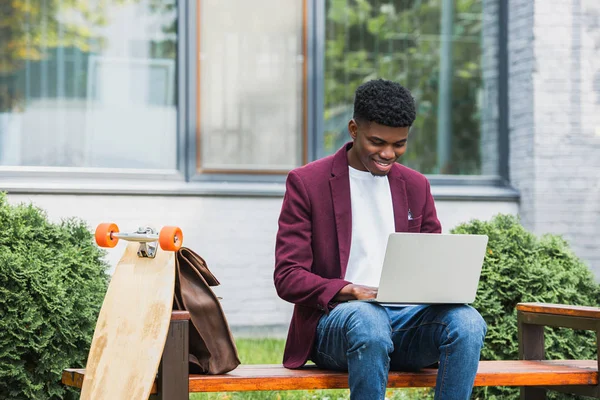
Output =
[
  {"x1": 452, "y1": 214, "x2": 600, "y2": 400},
  {"x1": 0, "y1": 192, "x2": 109, "y2": 399}
]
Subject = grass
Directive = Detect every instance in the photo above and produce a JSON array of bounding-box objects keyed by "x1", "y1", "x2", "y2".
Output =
[{"x1": 189, "y1": 338, "x2": 434, "y2": 400}]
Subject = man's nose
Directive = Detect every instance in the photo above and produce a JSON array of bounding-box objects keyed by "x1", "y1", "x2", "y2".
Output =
[{"x1": 380, "y1": 146, "x2": 395, "y2": 160}]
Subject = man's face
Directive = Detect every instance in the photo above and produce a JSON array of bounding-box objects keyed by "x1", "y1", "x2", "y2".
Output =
[{"x1": 347, "y1": 120, "x2": 409, "y2": 176}]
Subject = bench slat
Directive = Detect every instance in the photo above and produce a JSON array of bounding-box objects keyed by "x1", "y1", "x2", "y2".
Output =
[{"x1": 62, "y1": 360, "x2": 598, "y2": 393}]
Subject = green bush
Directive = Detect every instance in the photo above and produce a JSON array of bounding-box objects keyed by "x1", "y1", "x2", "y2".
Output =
[
  {"x1": 0, "y1": 193, "x2": 109, "y2": 399},
  {"x1": 451, "y1": 214, "x2": 600, "y2": 400}
]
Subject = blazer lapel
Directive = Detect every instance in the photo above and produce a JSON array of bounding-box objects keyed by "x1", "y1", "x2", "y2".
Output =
[
  {"x1": 330, "y1": 144, "x2": 352, "y2": 277},
  {"x1": 328, "y1": 144, "x2": 409, "y2": 274},
  {"x1": 388, "y1": 166, "x2": 409, "y2": 232}
]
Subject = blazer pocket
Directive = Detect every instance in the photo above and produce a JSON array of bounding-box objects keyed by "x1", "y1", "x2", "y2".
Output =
[{"x1": 407, "y1": 215, "x2": 423, "y2": 232}]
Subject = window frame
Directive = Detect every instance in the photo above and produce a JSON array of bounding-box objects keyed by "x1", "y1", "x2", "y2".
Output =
[
  {"x1": 313, "y1": 0, "x2": 511, "y2": 188},
  {"x1": 0, "y1": 0, "x2": 185, "y2": 183},
  {"x1": 188, "y1": 0, "x2": 313, "y2": 180},
  {"x1": 0, "y1": 0, "x2": 515, "y2": 201},
  {"x1": 187, "y1": 0, "x2": 513, "y2": 191}
]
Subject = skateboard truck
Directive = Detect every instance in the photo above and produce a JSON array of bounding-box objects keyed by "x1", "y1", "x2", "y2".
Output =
[
  {"x1": 134, "y1": 227, "x2": 158, "y2": 258},
  {"x1": 95, "y1": 223, "x2": 183, "y2": 257},
  {"x1": 114, "y1": 227, "x2": 160, "y2": 258}
]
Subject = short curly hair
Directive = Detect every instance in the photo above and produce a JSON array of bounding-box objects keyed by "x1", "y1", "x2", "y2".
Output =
[{"x1": 353, "y1": 79, "x2": 416, "y2": 127}]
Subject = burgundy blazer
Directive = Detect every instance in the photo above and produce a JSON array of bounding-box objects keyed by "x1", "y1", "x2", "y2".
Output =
[{"x1": 274, "y1": 142, "x2": 442, "y2": 368}]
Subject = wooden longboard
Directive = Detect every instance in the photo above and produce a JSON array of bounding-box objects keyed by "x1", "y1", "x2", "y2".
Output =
[{"x1": 80, "y1": 241, "x2": 176, "y2": 400}]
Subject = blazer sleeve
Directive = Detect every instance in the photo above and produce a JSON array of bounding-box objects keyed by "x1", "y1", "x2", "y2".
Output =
[
  {"x1": 421, "y1": 180, "x2": 442, "y2": 233},
  {"x1": 274, "y1": 171, "x2": 350, "y2": 311}
]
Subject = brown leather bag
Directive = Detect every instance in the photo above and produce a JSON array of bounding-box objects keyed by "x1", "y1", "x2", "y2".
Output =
[{"x1": 173, "y1": 247, "x2": 240, "y2": 374}]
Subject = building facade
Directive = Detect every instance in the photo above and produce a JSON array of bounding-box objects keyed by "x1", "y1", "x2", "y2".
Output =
[{"x1": 0, "y1": 0, "x2": 598, "y2": 333}]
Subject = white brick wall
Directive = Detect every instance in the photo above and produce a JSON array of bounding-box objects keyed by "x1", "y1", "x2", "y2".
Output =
[
  {"x1": 6, "y1": 193, "x2": 517, "y2": 334},
  {"x1": 481, "y1": 0, "x2": 500, "y2": 175},
  {"x1": 510, "y1": 0, "x2": 600, "y2": 278},
  {"x1": 509, "y1": 0, "x2": 536, "y2": 230},
  {"x1": 4, "y1": 2, "x2": 599, "y2": 338}
]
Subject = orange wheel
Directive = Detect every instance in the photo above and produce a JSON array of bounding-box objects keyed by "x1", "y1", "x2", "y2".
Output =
[
  {"x1": 95, "y1": 223, "x2": 119, "y2": 248},
  {"x1": 159, "y1": 226, "x2": 183, "y2": 251}
]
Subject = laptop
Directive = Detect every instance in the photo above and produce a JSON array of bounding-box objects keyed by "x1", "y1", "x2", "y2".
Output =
[{"x1": 370, "y1": 232, "x2": 488, "y2": 305}]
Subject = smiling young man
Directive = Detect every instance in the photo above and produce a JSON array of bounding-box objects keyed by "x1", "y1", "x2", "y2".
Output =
[{"x1": 274, "y1": 79, "x2": 487, "y2": 399}]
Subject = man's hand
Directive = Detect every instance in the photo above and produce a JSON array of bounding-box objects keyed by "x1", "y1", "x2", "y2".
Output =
[{"x1": 334, "y1": 284, "x2": 378, "y2": 301}]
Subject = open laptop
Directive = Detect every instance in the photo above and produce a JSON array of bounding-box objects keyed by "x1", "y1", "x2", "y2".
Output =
[{"x1": 370, "y1": 232, "x2": 488, "y2": 305}]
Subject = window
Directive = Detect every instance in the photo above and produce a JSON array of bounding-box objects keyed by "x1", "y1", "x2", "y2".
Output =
[
  {"x1": 0, "y1": 0, "x2": 177, "y2": 170},
  {"x1": 323, "y1": 0, "x2": 499, "y2": 176},
  {"x1": 1, "y1": 0, "x2": 505, "y2": 194},
  {"x1": 196, "y1": 0, "x2": 307, "y2": 173}
]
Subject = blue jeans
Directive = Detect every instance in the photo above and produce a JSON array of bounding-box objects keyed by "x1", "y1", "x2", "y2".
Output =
[{"x1": 312, "y1": 302, "x2": 487, "y2": 400}]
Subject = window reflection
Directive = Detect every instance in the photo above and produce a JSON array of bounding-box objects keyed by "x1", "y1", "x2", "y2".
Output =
[
  {"x1": 198, "y1": 0, "x2": 305, "y2": 172},
  {"x1": 0, "y1": 0, "x2": 177, "y2": 169},
  {"x1": 323, "y1": 0, "x2": 497, "y2": 176}
]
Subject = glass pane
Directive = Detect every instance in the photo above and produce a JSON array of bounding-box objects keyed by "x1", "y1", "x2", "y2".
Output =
[
  {"x1": 0, "y1": 0, "x2": 177, "y2": 169},
  {"x1": 198, "y1": 0, "x2": 305, "y2": 172},
  {"x1": 323, "y1": 0, "x2": 498, "y2": 176}
]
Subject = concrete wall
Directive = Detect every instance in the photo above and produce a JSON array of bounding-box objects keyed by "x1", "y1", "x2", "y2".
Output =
[
  {"x1": 509, "y1": 0, "x2": 600, "y2": 279},
  {"x1": 6, "y1": 193, "x2": 518, "y2": 334}
]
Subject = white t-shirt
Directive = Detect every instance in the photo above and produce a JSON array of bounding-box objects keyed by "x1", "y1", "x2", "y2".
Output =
[{"x1": 344, "y1": 166, "x2": 396, "y2": 287}]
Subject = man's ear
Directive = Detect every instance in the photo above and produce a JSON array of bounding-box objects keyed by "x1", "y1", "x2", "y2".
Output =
[{"x1": 348, "y1": 119, "x2": 358, "y2": 140}]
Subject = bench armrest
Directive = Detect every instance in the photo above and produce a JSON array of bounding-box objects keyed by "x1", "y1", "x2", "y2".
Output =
[
  {"x1": 517, "y1": 302, "x2": 600, "y2": 397},
  {"x1": 171, "y1": 310, "x2": 191, "y2": 321},
  {"x1": 517, "y1": 302, "x2": 600, "y2": 360},
  {"x1": 517, "y1": 302, "x2": 600, "y2": 332},
  {"x1": 517, "y1": 303, "x2": 600, "y2": 320}
]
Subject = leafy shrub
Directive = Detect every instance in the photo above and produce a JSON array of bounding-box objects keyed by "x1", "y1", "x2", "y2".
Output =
[
  {"x1": 451, "y1": 214, "x2": 600, "y2": 400},
  {"x1": 0, "y1": 193, "x2": 109, "y2": 399}
]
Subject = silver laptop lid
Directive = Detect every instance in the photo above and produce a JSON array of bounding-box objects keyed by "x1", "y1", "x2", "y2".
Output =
[{"x1": 375, "y1": 233, "x2": 488, "y2": 304}]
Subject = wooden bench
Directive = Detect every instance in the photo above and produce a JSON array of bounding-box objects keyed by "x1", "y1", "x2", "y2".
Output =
[{"x1": 62, "y1": 303, "x2": 600, "y2": 399}]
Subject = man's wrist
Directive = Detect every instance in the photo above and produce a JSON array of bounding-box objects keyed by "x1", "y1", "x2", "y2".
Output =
[
  {"x1": 347, "y1": 284, "x2": 357, "y2": 298},
  {"x1": 334, "y1": 283, "x2": 356, "y2": 301}
]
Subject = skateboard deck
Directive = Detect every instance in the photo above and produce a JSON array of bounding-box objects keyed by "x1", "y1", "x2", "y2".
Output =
[{"x1": 80, "y1": 240, "x2": 176, "y2": 400}]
